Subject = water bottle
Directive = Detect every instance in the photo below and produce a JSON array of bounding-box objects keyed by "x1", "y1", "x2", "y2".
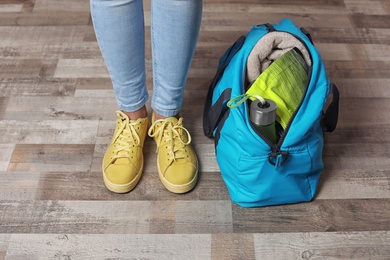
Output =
[{"x1": 249, "y1": 98, "x2": 277, "y2": 144}]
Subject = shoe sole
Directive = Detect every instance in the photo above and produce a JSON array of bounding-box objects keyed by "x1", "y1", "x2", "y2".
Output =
[
  {"x1": 102, "y1": 162, "x2": 143, "y2": 194},
  {"x1": 157, "y1": 162, "x2": 198, "y2": 194}
]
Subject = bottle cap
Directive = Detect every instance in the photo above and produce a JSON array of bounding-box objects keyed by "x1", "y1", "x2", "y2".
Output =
[{"x1": 250, "y1": 98, "x2": 277, "y2": 126}]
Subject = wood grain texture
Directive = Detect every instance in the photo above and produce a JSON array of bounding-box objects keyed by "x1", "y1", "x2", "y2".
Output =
[
  {"x1": 254, "y1": 231, "x2": 390, "y2": 259},
  {"x1": 0, "y1": 0, "x2": 389, "y2": 258},
  {"x1": 5, "y1": 234, "x2": 212, "y2": 259}
]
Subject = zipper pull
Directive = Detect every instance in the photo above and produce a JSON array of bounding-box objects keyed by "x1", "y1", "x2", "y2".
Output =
[
  {"x1": 268, "y1": 151, "x2": 290, "y2": 169},
  {"x1": 227, "y1": 93, "x2": 266, "y2": 109}
]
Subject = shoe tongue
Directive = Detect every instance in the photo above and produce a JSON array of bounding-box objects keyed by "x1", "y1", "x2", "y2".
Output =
[{"x1": 164, "y1": 117, "x2": 179, "y2": 124}]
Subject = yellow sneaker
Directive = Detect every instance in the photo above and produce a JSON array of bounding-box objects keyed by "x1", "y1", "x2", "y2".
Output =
[
  {"x1": 102, "y1": 110, "x2": 148, "y2": 193},
  {"x1": 148, "y1": 116, "x2": 198, "y2": 193}
]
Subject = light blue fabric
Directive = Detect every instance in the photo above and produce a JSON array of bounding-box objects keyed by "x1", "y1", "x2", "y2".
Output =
[{"x1": 90, "y1": 0, "x2": 202, "y2": 117}]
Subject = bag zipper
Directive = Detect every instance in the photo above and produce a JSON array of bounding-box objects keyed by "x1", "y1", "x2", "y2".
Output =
[{"x1": 244, "y1": 25, "x2": 314, "y2": 155}]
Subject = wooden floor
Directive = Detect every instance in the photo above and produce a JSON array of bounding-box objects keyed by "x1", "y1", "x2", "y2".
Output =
[{"x1": 1, "y1": 0, "x2": 390, "y2": 259}]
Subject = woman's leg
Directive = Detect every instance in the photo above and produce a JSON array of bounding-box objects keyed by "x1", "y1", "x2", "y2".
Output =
[
  {"x1": 90, "y1": 0, "x2": 149, "y2": 193},
  {"x1": 150, "y1": 0, "x2": 202, "y2": 118},
  {"x1": 90, "y1": 0, "x2": 149, "y2": 115},
  {"x1": 148, "y1": 0, "x2": 202, "y2": 193}
]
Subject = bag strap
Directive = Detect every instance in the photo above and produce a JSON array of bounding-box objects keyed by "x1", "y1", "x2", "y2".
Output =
[
  {"x1": 203, "y1": 36, "x2": 246, "y2": 137},
  {"x1": 322, "y1": 83, "x2": 339, "y2": 132}
]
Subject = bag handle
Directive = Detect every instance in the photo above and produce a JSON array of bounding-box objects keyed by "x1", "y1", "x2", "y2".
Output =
[
  {"x1": 203, "y1": 36, "x2": 246, "y2": 137},
  {"x1": 322, "y1": 83, "x2": 339, "y2": 132},
  {"x1": 300, "y1": 27, "x2": 314, "y2": 45}
]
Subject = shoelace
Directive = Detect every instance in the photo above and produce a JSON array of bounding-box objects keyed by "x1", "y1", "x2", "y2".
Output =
[
  {"x1": 111, "y1": 112, "x2": 141, "y2": 161},
  {"x1": 148, "y1": 118, "x2": 191, "y2": 162}
]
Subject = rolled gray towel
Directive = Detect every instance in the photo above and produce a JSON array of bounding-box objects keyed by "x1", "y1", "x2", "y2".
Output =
[{"x1": 246, "y1": 31, "x2": 312, "y2": 83}]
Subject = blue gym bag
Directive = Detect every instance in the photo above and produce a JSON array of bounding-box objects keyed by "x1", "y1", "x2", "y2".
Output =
[{"x1": 203, "y1": 18, "x2": 339, "y2": 208}]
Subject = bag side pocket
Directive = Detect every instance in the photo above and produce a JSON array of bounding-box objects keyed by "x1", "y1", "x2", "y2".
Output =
[{"x1": 235, "y1": 147, "x2": 315, "y2": 207}]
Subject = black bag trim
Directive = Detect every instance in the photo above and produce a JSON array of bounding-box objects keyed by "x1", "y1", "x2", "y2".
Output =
[
  {"x1": 300, "y1": 27, "x2": 314, "y2": 45},
  {"x1": 207, "y1": 87, "x2": 232, "y2": 133},
  {"x1": 203, "y1": 36, "x2": 246, "y2": 137},
  {"x1": 213, "y1": 89, "x2": 232, "y2": 148},
  {"x1": 322, "y1": 83, "x2": 339, "y2": 132}
]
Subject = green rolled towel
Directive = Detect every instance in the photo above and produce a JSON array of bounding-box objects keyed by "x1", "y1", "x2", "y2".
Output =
[{"x1": 246, "y1": 48, "x2": 309, "y2": 129}]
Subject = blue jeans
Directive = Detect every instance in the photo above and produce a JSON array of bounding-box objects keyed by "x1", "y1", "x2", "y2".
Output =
[{"x1": 90, "y1": 0, "x2": 202, "y2": 117}]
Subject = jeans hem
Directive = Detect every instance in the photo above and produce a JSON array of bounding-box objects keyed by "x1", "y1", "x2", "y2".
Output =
[
  {"x1": 151, "y1": 102, "x2": 181, "y2": 118},
  {"x1": 118, "y1": 94, "x2": 149, "y2": 113}
]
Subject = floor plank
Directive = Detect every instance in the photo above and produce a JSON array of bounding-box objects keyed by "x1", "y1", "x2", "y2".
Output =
[
  {"x1": 254, "y1": 231, "x2": 390, "y2": 259},
  {"x1": 5, "y1": 234, "x2": 212, "y2": 259}
]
